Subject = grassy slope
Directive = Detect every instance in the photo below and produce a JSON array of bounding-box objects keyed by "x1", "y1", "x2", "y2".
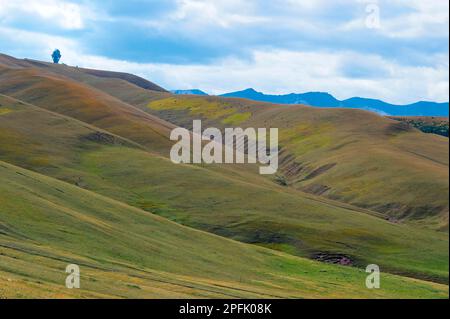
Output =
[
  {"x1": 0, "y1": 160, "x2": 448, "y2": 299},
  {"x1": 0, "y1": 94, "x2": 448, "y2": 285},
  {"x1": 0, "y1": 65, "x2": 174, "y2": 155},
  {"x1": 139, "y1": 96, "x2": 449, "y2": 227}
]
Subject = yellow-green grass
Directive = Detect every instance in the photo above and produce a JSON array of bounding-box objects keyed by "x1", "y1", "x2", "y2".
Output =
[
  {"x1": 0, "y1": 108, "x2": 12, "y2": 116},
  {"x1": 222, "y1": 112, "x2": 252, "y2": 125},
  {"x1": 0, "y1": 160, "x2": 448, "y2": 298},
  {"x1": 149, "y1": 97, "x2": 235, "y2": 118},
  {"x1": 148, "y1": 97, "x2": 253, "y2": 127},
  {"x1": 0, "y1": 95, "x2": 447, "y2": 285}
]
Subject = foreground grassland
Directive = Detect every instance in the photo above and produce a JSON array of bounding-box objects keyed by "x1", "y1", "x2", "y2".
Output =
[
  {"x1": 0, "y1": 161, "x2": 448, "y2": 298},
  {"x1": 0, "y1": 54, "x2": 448, "y2": 298}
]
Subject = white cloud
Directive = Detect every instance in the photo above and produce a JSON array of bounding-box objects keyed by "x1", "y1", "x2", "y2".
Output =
[
  {"x1": 142, "y1": 0, "x2": 448, "y2": 42},
  {"x1": 0, "y1": 0, "x2": 86, "y2": 30},
  {"x1": 143, "y1": 0, "x2": 268, "y2": 31}
]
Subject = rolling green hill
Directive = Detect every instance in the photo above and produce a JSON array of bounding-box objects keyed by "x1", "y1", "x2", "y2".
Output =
[
  {"x1": 0, "y1": 90, "x2": 448, "y2": 285},
  {"x1": 0, "y1": 54, "x2": 448, "y2": 298},
  {"x1": 142, "y1": 96, "x2": 449, "y2": 228}
]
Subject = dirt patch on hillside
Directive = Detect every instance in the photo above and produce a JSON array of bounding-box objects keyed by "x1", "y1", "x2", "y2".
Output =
[
  {"x1": 303, "y1": 163, "x2": 337, "y2": 180},
  {"x1": 302, "y1": 184, "x2": 331, "y2": 196},
  {"x1": 81, "y1": 131, "x2": 135, "y2": 147},
  {"x1": 385, "y1": 121, "x2": 414, "y2": 136},
  {"x1": 373, "y1": 203, "x2": 448, "y2": 222},
  {"x1": 312, "y1": 252, "x2": 353, "y2": 266},
  {"x1": 278, "y1": 149, "x2": 305, "y2": 180}
]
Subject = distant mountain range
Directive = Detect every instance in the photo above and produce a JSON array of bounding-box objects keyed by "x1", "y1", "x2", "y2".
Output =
[{"x1": 172, "y1": 88, "x2": 449, "y2": 116}]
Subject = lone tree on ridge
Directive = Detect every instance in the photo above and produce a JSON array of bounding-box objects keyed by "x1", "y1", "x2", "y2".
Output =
[{"x1": 51, "y1": 49, "x2": 62, "y2": 64}]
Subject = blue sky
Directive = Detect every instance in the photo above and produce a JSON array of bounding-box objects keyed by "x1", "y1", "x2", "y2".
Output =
[{"x1": 0, "y1": 0, "x2": 448, "y2": 103}]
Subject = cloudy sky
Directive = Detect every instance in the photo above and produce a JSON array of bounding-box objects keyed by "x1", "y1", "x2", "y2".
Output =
[{"x1": 0, "y1": 0, "x2": 448, "y2": 103}]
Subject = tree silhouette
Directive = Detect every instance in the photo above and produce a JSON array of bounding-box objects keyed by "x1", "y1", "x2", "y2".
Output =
[{"x1": 52, "y1": 49, "x2": 62, "y2": 64}]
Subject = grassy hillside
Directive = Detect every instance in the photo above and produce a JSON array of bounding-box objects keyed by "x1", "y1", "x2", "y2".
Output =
[
  {"x1": 140, "y1": 96, "x2": 449, "y2": 227},
  {"x1": 0, "y1": 94, "x2": 448, "y2": 285},
  {"x1": 0, "y1": 160, "x2": 448, "y2": 298}
]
